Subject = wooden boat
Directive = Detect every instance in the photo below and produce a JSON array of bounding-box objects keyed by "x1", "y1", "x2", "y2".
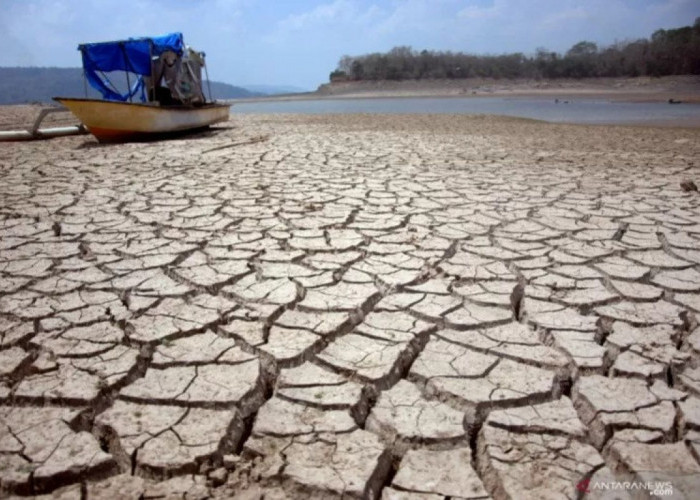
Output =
[
  {"x1": 55, "y1": 32, "x2": 230, "y2": 142},
  {"x1": 54, "y1": 98, "x2": 229, "y2": 142}
]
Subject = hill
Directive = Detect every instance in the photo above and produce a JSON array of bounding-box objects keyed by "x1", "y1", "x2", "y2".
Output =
[{"x1": 0, "y1": 67, "x2": 261, "y2": 104}]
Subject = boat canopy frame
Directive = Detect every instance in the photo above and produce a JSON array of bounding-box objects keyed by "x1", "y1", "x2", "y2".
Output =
[{"x1": 79, "y1": 32, "x2": 202, "y2": 104}]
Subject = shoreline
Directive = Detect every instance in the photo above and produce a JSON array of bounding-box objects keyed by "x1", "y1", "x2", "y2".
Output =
[
  {"x1": 228, "y1": 75, "x2": 700, "y2": 105},
  {"x1": 2, "y1": 104, "x2": 699, "y2": 133},
  {"x1": 230, "y1": 90, "x2": 700, "y2": 104},
  {"x1": 229, "y1": 111, "x2": 700, "y2": 129},
  {"x1": 224, "y1": 87, "x2": 700, "y2": 129}
]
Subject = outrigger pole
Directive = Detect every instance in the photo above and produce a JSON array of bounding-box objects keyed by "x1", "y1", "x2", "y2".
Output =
[{"x1": 0, "y1": 107, "x2": 86, "y2": 142}]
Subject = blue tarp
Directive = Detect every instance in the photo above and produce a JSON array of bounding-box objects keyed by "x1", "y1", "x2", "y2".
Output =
[{"x1": 79, "y1": 33, "x2": 184, "y2": 102}]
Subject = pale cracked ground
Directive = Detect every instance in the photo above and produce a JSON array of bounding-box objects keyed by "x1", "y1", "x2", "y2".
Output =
[{"x1": 1, "y1": 112, "x2": 700, "y2": 500}]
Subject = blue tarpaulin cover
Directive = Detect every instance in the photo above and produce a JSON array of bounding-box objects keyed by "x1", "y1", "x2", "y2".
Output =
[{"x1": 79, "y1": 33, "x2": 184, "y2": 101}]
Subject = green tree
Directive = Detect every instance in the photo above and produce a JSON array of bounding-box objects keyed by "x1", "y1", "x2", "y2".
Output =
[{"x1": 330, "y1": 20, "x2": 700, "y2": 82}]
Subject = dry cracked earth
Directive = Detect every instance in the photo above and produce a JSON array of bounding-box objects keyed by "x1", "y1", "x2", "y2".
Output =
[{"x1": 1, "y1": 112, "x2": 700, "y2": 499}]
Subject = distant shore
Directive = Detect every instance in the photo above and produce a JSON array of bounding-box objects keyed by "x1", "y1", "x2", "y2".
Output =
[{"x1": 229, "y1": 75, "x2": 700, "y2": 104}]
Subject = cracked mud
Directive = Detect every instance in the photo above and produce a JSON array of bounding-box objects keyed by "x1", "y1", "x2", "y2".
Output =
[{"x1": 1, "y1": 112, "x2": 700, "y2": 499}]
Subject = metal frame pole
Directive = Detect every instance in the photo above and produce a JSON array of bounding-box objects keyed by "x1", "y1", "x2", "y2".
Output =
[
  {"x1": 149, "y1": 41, "x2": 156, "y2": 103},
  {"x1": 80, "y1": 48, "x2": 88, "y2": 98},
  {"x1": 120, "y1": 43, "x2": 132, "y2": 103},
  {"x1": 203, "y1": 53, "x2": 213, "y2": 103}
]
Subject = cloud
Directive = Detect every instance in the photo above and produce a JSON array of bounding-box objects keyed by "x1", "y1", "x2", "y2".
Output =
[
  {"x1": 277, "y1": 0, "x2": 355, "y2": 31},
  {"x1": 540, "y1": 7, "x2": 589, "y2": 27},
  {"x1": 1, "y1": 0, "x2": 699, "y2": 89},
  {"x1": 271, "y1": 0, "x2": 384, "y2": 40},
  {"x1": 458, "y1": 2, "x2": 502, "y2": 20},
  {"x1": 0, "y1": 1, "x2": 250, "y2": 63}
]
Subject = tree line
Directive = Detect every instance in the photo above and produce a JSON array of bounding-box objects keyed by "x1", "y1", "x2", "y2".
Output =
[{"x1": 330, "y1": 18, "x2": 700, "y2": 81}]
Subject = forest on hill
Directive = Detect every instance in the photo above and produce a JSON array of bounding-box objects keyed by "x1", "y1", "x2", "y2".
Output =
[
  {"x1": 331, "y1": 19, "x2": 700, "y2": 81},
  {"x1": 0, "y1": 67, "x2": 261, "y2": 104}
]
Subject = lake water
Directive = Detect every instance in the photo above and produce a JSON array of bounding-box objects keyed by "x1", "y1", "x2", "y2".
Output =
[{"x1": 231, "y1": 97, "x2": 700, "y2": 126}]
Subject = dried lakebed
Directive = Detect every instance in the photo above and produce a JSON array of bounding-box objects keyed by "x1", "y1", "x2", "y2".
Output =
[{"x1": 1, "y1": 113, "x2": 700, "y2": 499}]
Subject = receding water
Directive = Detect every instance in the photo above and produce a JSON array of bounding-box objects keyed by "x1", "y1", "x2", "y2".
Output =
[{"x1": 231, "y1": 97, "x2": 700, "y2": 126}]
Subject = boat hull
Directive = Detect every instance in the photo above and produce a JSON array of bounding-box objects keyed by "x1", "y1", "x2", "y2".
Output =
[{"x1": 54, "y1": 98, "x2": 230, "y2": 142}]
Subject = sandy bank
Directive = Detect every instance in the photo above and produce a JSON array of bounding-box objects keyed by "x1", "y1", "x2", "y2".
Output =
[{"x1": 231, "y1": 75, "x2": 700, "y2": 105}]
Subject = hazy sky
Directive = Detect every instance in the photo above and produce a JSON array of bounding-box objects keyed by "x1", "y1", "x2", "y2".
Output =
[{"x1": 1, "y1": 0, "x2": 698, "y2": 90}]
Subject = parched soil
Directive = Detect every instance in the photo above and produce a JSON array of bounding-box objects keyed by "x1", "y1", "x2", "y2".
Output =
[{"x1": 1, "y1": 112, "x2": 700, "y2": 498}]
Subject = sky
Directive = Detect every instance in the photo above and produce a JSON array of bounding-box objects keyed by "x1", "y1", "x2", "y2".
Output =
[{"x1": 1, "y1": 0, "x2": 698, "y2": 90}]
